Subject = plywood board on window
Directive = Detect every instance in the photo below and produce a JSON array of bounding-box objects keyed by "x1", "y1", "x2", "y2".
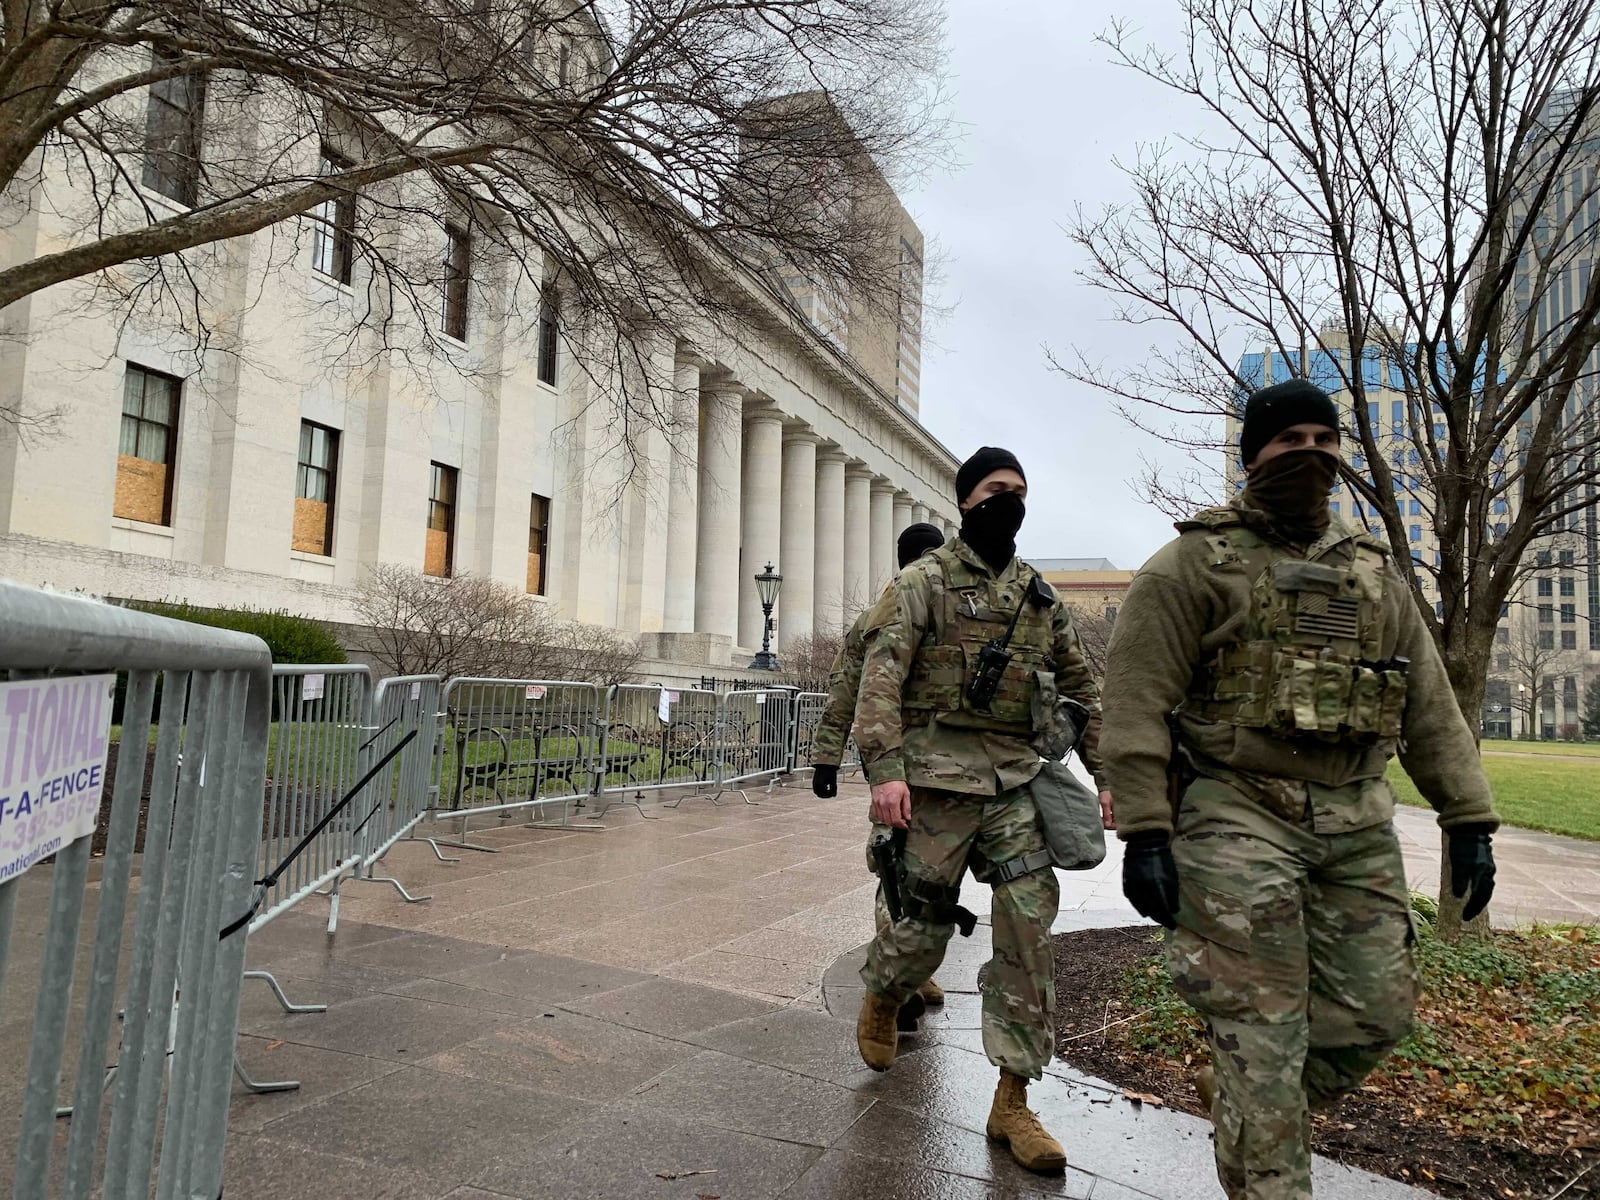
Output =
[
  {"x1": 526, "y1": 550, "x2": 544, "y2": 594},
  {"x1": 425, "y1": 527, "x2": 451, "y2": 577},
  {"x1": 114, "y1": 455, "x2": 168, "y2": 524},
  {"x1": 293, "y1": 497, "x2": 331, "y2": 555}
]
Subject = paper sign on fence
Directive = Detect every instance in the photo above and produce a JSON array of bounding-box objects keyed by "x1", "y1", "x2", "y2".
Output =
[
  {"x1": 0, "y1": 674, "x2": 115, "y2": 883},
  {"x1": 526, "y1": 685, "x2": 546, "y2": 700},
  {"x1": 302, "y1": 672, "x2": 325, "y2": 701},
  {"x1": 658, "y1": 691, "x2": 672, "y2": 722},
  {"x1": 756, "y1": 693, "x2": 767, "y2": 704},
  {"x1": 410, "y1": 682, "x2": 422, "y2": 700}
]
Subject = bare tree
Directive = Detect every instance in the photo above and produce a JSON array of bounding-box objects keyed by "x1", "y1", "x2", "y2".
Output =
[
  {"x1": 1064, "y1": 0, "x2": 1600, "y2": 936},
  {"x1": 1065, "y1": 604, "x2": 1113, "y2": 680},
  {"x1": 352, "y1": 563, "x2": 640, "y2": 681},
  {"x1": 0, "y1": 0, "x2": 947, "y2": 446},
  {"x1": 776, "y1": 629, "x2": 845, "y2": 692},
  {"x1": 1496, "y1": 614, "x2": 1579, "y2": 740}
]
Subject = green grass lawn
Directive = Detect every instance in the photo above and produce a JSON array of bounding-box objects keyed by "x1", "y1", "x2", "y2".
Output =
[
  {"x1": 1480, "y1": 738, "x2": 1600, "y2": 757},
  {"x1": 1390, "y1": 754, "x2": 1600, "y2": 841}
]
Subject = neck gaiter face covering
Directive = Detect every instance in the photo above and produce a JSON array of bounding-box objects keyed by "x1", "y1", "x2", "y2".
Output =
[
  {"x1": 960, "y1": 491, "x2": 1026, "y2": 572},
  {"x1": 1241, "y1": 449, "x2": 1339, "y2": 545}
]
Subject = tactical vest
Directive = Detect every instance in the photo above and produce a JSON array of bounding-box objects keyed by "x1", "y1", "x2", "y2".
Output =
[
  {"x1": 902, "y1": 546, "x2": 1055, "y2": 737},
  {"x1": 1180, "y1": 508, "x2": 1407, "y2": 746}
]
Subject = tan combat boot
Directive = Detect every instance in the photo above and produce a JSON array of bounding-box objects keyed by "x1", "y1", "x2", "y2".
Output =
[
  {"x1": 856, "y1": 991, "x2": 900, "y2": 1071},
  {"x1": 917, "y1": 977, "x2": 946, "y2": 1006},
  {"x1": 986, "y1": 1072, "x2": 1067, "y2": 1173}
]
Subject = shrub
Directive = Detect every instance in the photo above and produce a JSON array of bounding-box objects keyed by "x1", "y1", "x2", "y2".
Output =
[{"x1": 127, "y1": 601, "x2": 348, "y2": 665}]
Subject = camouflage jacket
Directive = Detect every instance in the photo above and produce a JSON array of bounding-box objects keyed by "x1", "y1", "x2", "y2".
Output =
[
  {"x1": 810, "y1": 605, "x2": 875, "y2": 767},
  {"x1": 1100, "y1": 503, "x2": 1499, "y2": 839},
  {"x1": 852, "y1": 538, "x2": 1105, "y2": 796}
]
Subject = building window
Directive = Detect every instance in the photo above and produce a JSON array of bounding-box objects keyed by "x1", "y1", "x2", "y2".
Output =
[
  {"x1": 537, "y1": 290, "x2": 559, "y2": 385},
  {"x1": 1560, "y1": 549, "x2": 1576, "y2": 568},
  {"x1": 1492, "y1": 498, "x2": 1508, "y2": 514},
  {"x1": 1409, "y1": 499, "x2": 1422, "y2": 516},
  {"x1": 425, "y1": 463, "x2": 457, "y2": 577},
  {"x1": 116, "y1": 365, "x2": 180, "y2": 525},
  {"x1": 1391, "y1": 400, "x2": 1403, "y2": 429},
  {"x1": 1409, "y1": 524, "x2": 1421, "y2": 542},
  {"x1": 1561, "y1": 576, "x2": 1576, "y2": 597},
  {"x1": 1539, "y1": 577, "x2": 1554, "y2": 597},
  {"x1": 1540, "y1": 629, "x2": 1555, "y2": 649},
  {"x1": 1496, "y1": 625, "x2": 1509, "y2": 644},
  {"x1": 1540, "y1": 604, "x2": 1554, "y2": 624},
  {"x1": 293, "y1": 421, "x2": 339, "y2": 556},
  {"x1": 527, "y1": 493, "x2": 549, "y2": 595},
  {"x1": 310, "y1": 148, "x2": 355, "y2": 284},
  {"x1": 1563, "y1": 630, "x2": 1578, "y2": 650},
  {"x1": 1497, "y1": 652, "x2": 1511, "y2": 670},
  {"x1": 1329, "y1": 501, "x2": 1340, "y2": 517},
  {"x1": 1537, "y1": 550, "x2": 1553, "y2": 567},
  {"x1": 142, "y1": 54, "x2": 205, "y2": 206},
  {"x1": 442, "y1": 224, "x2": 471, "y2": 341},
  {"x1": 1562, "y1": 603, "x2": 1576, "y2": 624}
]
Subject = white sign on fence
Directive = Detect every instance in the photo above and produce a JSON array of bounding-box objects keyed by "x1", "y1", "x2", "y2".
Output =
[
  {"x1": 657, "y1": 690, "x2": 672, "y2": 722},
  {"x1": 0, "y1": 674, "x2": 115, "y2": 883},
  {"x1": 302, "y1": 672, "x2": 325, "y2": 700},
  {"x1": 526, "y1": 685, "x2": 546, "y2": 700}
]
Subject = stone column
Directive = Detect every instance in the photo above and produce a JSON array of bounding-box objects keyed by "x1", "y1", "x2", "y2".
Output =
[
  {"x1": 843, "y1": 465, "x2": 873, "y2": 619},
  {"x1": 739, "y1": 405, "x2": 785, "y2": 649},
  {"x1": 662, "y1": 357, "x2": 700, "y2": 632},
  {"x1": 694, "y1": 386, "x2": 743, "y2": 641},
  {"x1": 911, "y1": 502, "x2": 929, "y2": 527},
  {"x1": 779, "y1": 431, "x2": 818, "y2": 651},
  {"x1": 892, "y1": 493, "x2": 914, "y2": 555},
  {"x1": 814, "y1": 451, "x2": 847, "y2": 636},
  {"x1": 869, "y1": 480, "x2": 897, "y2": 595}
]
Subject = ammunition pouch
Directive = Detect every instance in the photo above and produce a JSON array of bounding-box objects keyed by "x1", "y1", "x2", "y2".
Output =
[{"x1": 1190, "y1": 642, "x2": 1407, "y2": 745}]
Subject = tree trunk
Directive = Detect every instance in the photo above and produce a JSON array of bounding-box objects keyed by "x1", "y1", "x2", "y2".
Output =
[{"x1": 1435, "y1": 632, "x2": 1494, "y2": 942}]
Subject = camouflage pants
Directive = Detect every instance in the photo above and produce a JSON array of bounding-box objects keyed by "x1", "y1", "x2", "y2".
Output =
[
  {"x1": 860, "y1": 786, "x2": 1059, "y2": 1078},
  {"x1": 1167, "y1": 777, "x2": 1419, "y2": 1200}
]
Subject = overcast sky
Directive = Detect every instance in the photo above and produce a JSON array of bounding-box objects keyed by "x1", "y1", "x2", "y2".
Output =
[{"x1": 904, "y1": 0, "x2": 1221, "y2": 570}]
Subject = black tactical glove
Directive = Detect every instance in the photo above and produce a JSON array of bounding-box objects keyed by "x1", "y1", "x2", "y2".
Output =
[
  {"x1": 1122, "y1": 831, "x2": 1180, "y2": 930},
  {"x1": 811, "y1": 764, "x2": 838, "y2": 798},
  {"x1": 1448, "y1": 824, "x2": 1497, "y2": 922}
]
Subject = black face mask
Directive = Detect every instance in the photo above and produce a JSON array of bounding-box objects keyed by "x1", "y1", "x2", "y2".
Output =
[
  {"x1": 1240, "y1": 449, "x2": 1339, "y2": 544},
  {"x1": 960, "y1": 491, "x2": 1026, "y2": 571}
]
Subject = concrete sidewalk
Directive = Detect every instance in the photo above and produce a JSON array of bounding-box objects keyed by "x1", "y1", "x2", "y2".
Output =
[{"x1": 210, "y1": 778, "x2": 1599, "y2": 1199}]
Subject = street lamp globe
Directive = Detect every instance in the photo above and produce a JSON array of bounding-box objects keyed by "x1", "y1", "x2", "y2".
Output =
[{"x1": 751, "y1": 562, "x2": 783, "y2": 671}]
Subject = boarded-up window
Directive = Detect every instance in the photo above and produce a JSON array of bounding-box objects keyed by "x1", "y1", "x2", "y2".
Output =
[
  {"x1": 293, "y1": 421, "x2": 339, "y2": 555},
  {"x1": 426, "y1": 462, "x2": 457, "y2": 577},
  {"x1": 527, "y1": 493, "x2": 549, "y2": 594},
  {"x1": 115, "y1": 366, "x2": 180, "y2": 525}
]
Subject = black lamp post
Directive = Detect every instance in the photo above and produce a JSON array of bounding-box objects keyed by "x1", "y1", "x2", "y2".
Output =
[{"x1": 751, "y1": 561, "x2": 783, "y2": 670}]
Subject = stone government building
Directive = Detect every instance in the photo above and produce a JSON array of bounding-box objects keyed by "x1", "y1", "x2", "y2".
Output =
[{"x1": 0, "y1": 91, "x2": 961, "y2": 683}]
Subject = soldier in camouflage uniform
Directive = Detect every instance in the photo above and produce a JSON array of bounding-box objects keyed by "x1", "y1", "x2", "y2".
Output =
[
  {"x1": 851, "y1": 447, "x2": 1112, "y2": 1174},
  {"x1": 812, "y1": 522, "x2": 947, "y2": 1007},
  {"x1": 1100, "y1": 380, "x2": 1500, "y2": 1200}
]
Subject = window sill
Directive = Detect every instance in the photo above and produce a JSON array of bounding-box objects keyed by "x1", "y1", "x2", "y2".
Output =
[
  {"x1": 438, "y1": 332, "x2": 470, "y2": 351},
  {"x1": 112, "y1": 517, "x2": 175, "y2": 538},
  {"x1": 536, "y1": 379, "x2": 559, "y2": 394},
  {"x1": 135, "y1": 185, "x2": 194, "y2": 218},
  {"x1": 309, "y1": 274, "x2": 355, "y2": 296},
  {"x1": 290, "y1": 549, "x2": 335, "y2": 564}
]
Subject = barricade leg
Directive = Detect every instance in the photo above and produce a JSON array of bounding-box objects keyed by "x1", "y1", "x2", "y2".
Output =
[
  {"x1": 233, "y1": 1053, "x2": 300, "y2": 1095},
  {"x1": 242, "y1": 969, "x2": 327, "y2": 1014}
]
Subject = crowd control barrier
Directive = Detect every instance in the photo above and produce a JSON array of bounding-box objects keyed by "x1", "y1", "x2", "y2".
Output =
[{"x1": 0, "y1": 581, "x2": 270, "y2": 1200}]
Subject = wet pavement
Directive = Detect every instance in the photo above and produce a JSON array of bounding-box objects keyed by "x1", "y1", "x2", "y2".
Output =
[
  {"x1": 207, "y1": 775, "x2": 1600, "y2": 1200},
  {"x1": 8, "y1": 772, "x2": 1594, "y2": 1197}
]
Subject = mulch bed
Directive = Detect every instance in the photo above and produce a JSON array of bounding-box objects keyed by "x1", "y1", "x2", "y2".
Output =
[{"x1": 1051, "y1": 926, "x2": 1598, "y2": 1199}]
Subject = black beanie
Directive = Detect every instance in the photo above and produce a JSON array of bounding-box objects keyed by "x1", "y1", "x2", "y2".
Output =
[
  {"x1": 956, "y1": 446, "x2": 1026, "y2": 505},
  {"x1": 1239, "y1": 379, "x2": 1341, "y2": 467},
  {"x1": 896, "y1": 522, "x2": 944, "y2": 568}
]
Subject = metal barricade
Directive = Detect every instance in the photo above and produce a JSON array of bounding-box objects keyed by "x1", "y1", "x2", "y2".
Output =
[
  {"x1": 253, "y1": 665, "x2": 371, "y2": 934},
  {"x1": 688, "y1": 687, "x2": 799, "y2": 804},
  {"x1": 0, "y1": 581, "x2": 270, "y2": 1200},
  {"x1": 792, "y1": 690, "x2": 863, "y2": 778},
  {"x1": 593, "y1": 684, "x2": 721, "y2": 816},
  {"x1": 345, "y1": 674, "x2": 442, "y2": 909},
  {"x1": 434, "y1": 678, "x2": 609, "y2": 842}
]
